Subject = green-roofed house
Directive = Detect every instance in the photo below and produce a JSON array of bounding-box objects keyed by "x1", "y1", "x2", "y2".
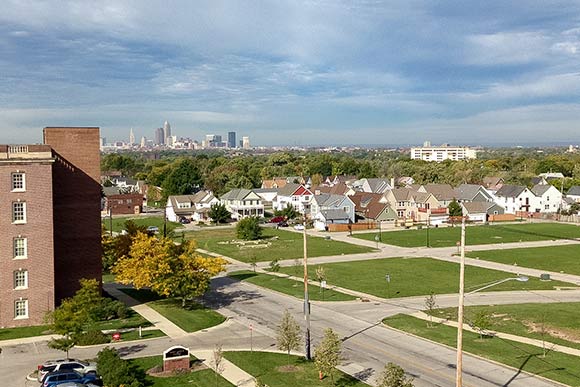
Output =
[{"x1": 220, "y1": 188, "x2": 264, "y2": 220}]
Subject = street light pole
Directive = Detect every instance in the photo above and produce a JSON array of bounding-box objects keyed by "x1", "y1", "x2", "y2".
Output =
[
  {"x1": 456, "y1": 212, "x2": 466, "y2": 387},
  {"x1": 303, "y1": 211, "x2": 311, "y2": 360}
]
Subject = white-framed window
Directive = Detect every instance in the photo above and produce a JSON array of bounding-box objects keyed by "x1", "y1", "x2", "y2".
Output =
[
  {"x1": 14, "y1": 270, "x2": 28, "y2": 289},
  {"x1": 11, "y1": 172, "x2": 26, "y2": 191},
  {"x1": 12, "y1": 201, "x2": 26, "y2": 223},
  {"x1": 13, "y1": 237, "x2": 27, "y2": 259},
  {"x1": 15, "y1": 299, "x2": 28, "y2": 319}
]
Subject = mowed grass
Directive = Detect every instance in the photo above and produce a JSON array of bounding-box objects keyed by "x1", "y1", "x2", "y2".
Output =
[
  {"x1": 224, "y1": 351, "x2": 369, "y2": 387},
  {"x1": 383, "y1": 314, "x2": 580, "y2": 387},
  {"x1": 355, "y1": 223, "x2": 580, "y2": 247},
  {"x1": 0, "y1": 325, "x2": 52, "y2": 341},
  {"x1": 431, "y1": 303, "x2": 580, "y2": 350},
  {"x1": 119, "y1": 288, "x2": 226, "y2": 333},
  {"x1": 468, "y1": 244, "x2": 580, "y2": 275},
  {"x1": 229, "y1": 270, "x2": 356, "y2": 301},
  {"x1": 130, "y1": 356, "x2": 233, "y2": 387},
  {"x1": 102, "y1": 216, "x2": 183, "y2": 233},
  {"x1": 279, "y1": 258, "x2": 570, "y2": 298},
  {"x1": 185, "y1": 227, "x2": 374, "y2": 262}
]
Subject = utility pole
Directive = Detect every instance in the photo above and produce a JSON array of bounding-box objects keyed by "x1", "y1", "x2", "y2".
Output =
[
  {"x1": 303, "y1": 211, "x2": 311, "y2": 360},
  {"x1": 456, "y1": 211, "x2": 466, "y2": 387},
  {"x1": 109, "y1": 208, "x2": 113, "y2": 237},
  {"x1": 163, "y1": 206, "x2": 167, "y2": 238}
]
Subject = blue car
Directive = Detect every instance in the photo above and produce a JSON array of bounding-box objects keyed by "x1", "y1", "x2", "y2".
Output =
[{"x1": 41, "y1": 370, "x2": 98, "y2": 387}]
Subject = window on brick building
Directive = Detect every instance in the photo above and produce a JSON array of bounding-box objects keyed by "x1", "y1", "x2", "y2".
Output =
[
  {"x1": 14, "y1": 237, "x2": 27, "y2": 259},
  {"x1": 15, "y1": 299, "x2": 28, "y2": 319},
  {"x1": 12, "y1": 201, "x2": 26, "y2": 223},
  {"x1": 14, "y1": 270, "x2": 28, "y2": 289},
  {"x1": 11, "y1": 172, "x2": 26, "y2": 191}
]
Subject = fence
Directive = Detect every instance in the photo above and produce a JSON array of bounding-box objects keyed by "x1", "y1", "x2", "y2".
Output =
[{"x1": 327, "y1": 222, "x2": 378, "y2": 232}]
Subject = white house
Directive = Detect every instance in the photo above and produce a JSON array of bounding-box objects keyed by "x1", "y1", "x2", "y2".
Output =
[
  {"x1": 454, "y1": 184, "x2": 494, "y2": 203},
  {"x1": 166, "y1": 191, "x2": 219, "y2": 222},
  {"x1": 494, "y1": 185, "x2": 535, "y2": 214},
  {"x1": 220, "y1": 188, "x2": 264, "y2": 220},
  {"x1": 461, "y1": 202, "x2": 505, "y2": 223},
  {"x1": 273, "y1": 183, "x2": 313, "y2": 213},
  {"x1": 567, "y1": 186, "x2": 580, "y2": 203},
  {"x1": 530, "y1": 184, "x2": 562, "y2": 213},
  {"x1": 310, "y1": 194, "x2": 355, "y2": 230},
  {"x1": 353, "y1": 178, "x2": 393, "y2": 194}
]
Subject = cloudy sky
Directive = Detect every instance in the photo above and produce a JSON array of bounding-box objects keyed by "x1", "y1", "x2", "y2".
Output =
[{"x1": 1, "y1": 0, "x2": 579, "y2": 146}]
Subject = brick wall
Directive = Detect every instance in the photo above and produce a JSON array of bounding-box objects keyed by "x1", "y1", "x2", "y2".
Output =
[
  {"x1": 0, "y1": 162, "x2": 55, "y2": 327},
  {"x1": 43, "y1": 127, "x2": 103, "y2": 302},
  {"x1": 106, "y1": 193, "x2": 144, "y2": 215}
]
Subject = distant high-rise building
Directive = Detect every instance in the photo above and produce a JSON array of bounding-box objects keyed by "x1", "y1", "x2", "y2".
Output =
[
  {"x1": 242, "y1": 136, "x2": 250, "y2": 149},
  {"x1": 129, "y1": 128, "x2": 135, "y2": 145},
  {"x1": 155, "y1": 127, "x2": 164, "y2": 145},
  {"x1": 227, "y1": 131, "x2": 236, "y2": 148},
  {"x1": 100, "y1": 137, "x2": 106, "y2": 147},
  {"x1": 140, "y1": 136, "x2": 147, "y2": 148},
  {"x1": 163, "y1": 121, "x2": 171, "y2": 144}
]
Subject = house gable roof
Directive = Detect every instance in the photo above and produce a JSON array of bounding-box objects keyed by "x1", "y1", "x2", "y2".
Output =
[
  {"x1": 221, "y1": 188, "x2": 258, "y2": 201},
  {"x1": 531, "y1": 184, "x2": 558, "y2": 196},
  {"x1": 495, "y1": 184, "x2": 526, "y2": 198},
  {"x1": 278, "y1": 183, "x2": 312, "y2": 197},
  {"x1": 320, "y1": 208, "x2": 350, "y2": 221},
  {"x1": 423, "y1": 184, "x2": 456, "y2": 201},
  {"x1": 455, "y1": 184, "x2": 489, "y2": 201},
  {"x1": 567, "y1": 186, "x2": 580, "y2": 196}
]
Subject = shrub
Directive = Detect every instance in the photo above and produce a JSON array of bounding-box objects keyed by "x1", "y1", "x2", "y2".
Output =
[
  {"x1": 236, "y1": 217, "x2": 263, "y2": 240},
  {"x1": 97, "y1": 347, "x2": 144, "y2": 387},
  {"x1": 74, "y1": 329, "x2": 110, "y2": 346}
]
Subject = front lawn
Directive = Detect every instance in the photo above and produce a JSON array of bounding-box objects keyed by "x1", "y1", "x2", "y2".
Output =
[
  {"x1": 355, "y1": 223, "x2": 580, "y2": 247},
  {"x1": 279, "y1": 257, "x2": 570, "y2": 298},
  {"x1": 430, "y1": 302, "x2": 580, "y2": 350},
  {"x1": 467, "y1": 244, "x2": 580, "y2": 275},
  {"x1": 185, "y1": 227, "x2": 374, "y2": 262},
  {"x1": 383, "y1": 314, "x2": 580, "y2": 386},
  {"x1": 0, "y1": 325, "x2": 52, "y2": 341},
  {"x1": 224, "y1": 351, "x2": 369, "y2": 386},
  {"x1": 228, "y1": 271, "x2": 356, "y2": 301},
  {"x1": 119, "y1": 288, "x2": 226, "y2": 332},
  {"x1": 102, "y1": 216, "x2": 183, "y2": 234},
  {"x1": 129, "y1": 356, "x2": 233, "y2": 387}
]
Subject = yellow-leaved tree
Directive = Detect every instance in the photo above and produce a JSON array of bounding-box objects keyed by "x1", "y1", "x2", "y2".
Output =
[{"x1": 113, "y1": 233, "x2": 227, "y2": 307}]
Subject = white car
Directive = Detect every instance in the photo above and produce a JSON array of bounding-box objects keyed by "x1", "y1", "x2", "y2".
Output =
[
  {"x1": 293, "y1": 224, "x2": 305, "y2": 230},
  {"x1": 37, "y1": 359, "x2": 97, "y2": 382}
]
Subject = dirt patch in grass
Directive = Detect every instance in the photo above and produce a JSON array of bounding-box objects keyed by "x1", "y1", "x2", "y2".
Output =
[
  {"x1": 524, "y1": 321, "x2": 580, "y2": 344},
  {"x1": 276, "y1": 365, "x2": 302, "y2": 373},
  {"x1": 147, "y1": 360, "x2": 208, "y2": 377}
]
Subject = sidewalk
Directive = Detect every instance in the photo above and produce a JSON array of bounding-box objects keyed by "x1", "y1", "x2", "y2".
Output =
[
  {"x1": 409, "y1": 311, "x2": 580, "y2": 357},
  {"x1": 194, "y1": 349, "x2": 256, "y2": 387}
]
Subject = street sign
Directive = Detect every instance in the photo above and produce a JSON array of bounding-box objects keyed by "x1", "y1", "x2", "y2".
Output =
[
  {"x1": 321, "y1": 280, "x2": 327, "y2": 289},
  {"x1": 112, "y1": 332, "x2": 121, "y2": 341}
]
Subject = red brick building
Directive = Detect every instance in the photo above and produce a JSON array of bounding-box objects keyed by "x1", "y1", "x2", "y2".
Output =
[{"x1": 0, "y1": 127, "x2": 102, "y2": 327}]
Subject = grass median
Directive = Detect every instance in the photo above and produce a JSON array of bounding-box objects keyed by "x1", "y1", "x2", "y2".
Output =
[
  {"x1": 355, "y1": 222, "x2": 580, "y2": 248},
  {"x1": 467, "y1": 244, "x2": 580, "y2": 276},
  {"x1": 185, "y1": 227, "x2": 374, "y2": 262},
  {"x1": 229, "y1": 270, "x2": 357, "y2": 301},
  {"x1": 279, "y1": 257, "x2": 571, "y2": 298},
  {"x1": 383, "y1": 314, "x2": 580, "y2": 386},
  {"x1": 119, "y1": 288, "x2": 226, "y2": 333}
]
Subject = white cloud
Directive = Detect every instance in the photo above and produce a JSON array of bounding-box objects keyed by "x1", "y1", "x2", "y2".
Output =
[{"x1": 464, "y1": 32, "x2": 551, "y2": 65}]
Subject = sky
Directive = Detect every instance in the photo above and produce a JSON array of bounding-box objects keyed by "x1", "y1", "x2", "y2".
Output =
[{"x1": 1, "y1": 0, "x2": 579, "y2": 146}]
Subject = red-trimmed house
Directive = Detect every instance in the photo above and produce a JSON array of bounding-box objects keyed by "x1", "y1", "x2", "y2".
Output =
[{"x1": 273, "y1": 183, "x2": 313, "y2": 214}]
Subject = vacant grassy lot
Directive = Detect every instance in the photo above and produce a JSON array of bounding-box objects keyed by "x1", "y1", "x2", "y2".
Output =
[
  {"x1": 431, "y1": 302, "x2": 580, "y2": 350},
  {"x1": 355, "y1": 223, "x2": 580, "y2": 247},
  {"x1": 119, "y1": 288, "x2": 225, "y2": 332},
  {"x1": 383, "y1": 314, "x2": 580, "y2": 386},
  {"x1": 229, "y1": 270, "x2": 356, "y2": 301},
  {"x1": 224, "y1": 351, "x2": 369, "y2": 387},
  {"x1": 130, "y1": 356, "x2": 233, "y2": 387},
  {"x1": 102, "y1": 216, "x2": 182, "y2": 233},
  {"x1": 468, "y1": 244, "x2": 580, "y2": 275},
  {"x1": 185, "y1": 227, "x2": 374, "y2": 262},
  {"x1": 279, "y1": 257, "x2": 570, "y2": 298}
]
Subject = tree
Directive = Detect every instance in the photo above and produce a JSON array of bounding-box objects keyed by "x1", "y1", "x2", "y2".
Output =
[
  {"x1": 274, "y1": 203, "x2": 300, "y2": 220},
  {"x1": 211, "y1": 344, "x2": 225, "y2": 387},
  {"x1": 314, "y1": 328, "x2": 342, "y2": 383},
  {"x1": 472, "y1": 310, "x2": 493, "y2": 339},
  {"x1": 162, "y1": 158, "x2": 203, "y2": 196},
  {"x1": 97, "y1": 347, "x2": 143, "y2": 387},
  {"x1": 315, "y1": 266, "x2": 327, "y2": 283},
  {"x1": 448, "y1": 199, "x2": 462, "y2": 217},
  {"x1": 47, "y1": 337, "x2": 75, "y2": 358},
  {"x1": 236, "y1": 217, "x2": 263, "y2": 240},
  {"x1": 276, "y1": 310, "x2": 302, "y2": 366},
  {"x1": 103, "y1": 220, "x2": 151, "y2": 271},
  {"x1": 378, "y1": 363, "x2": 414, "y2": 387},
  {"x1": 113, "y1": 234, "x2": 227, "y2": 307},
  {"x1": 424, "y1": 292, "x2": 438, "y2": 328},
  {"x1": 268, "y1": 258, "x2": 280, "y2": 272},
  {"x1": 208, "y1": 203, "x2": 231, "y2": 224}
]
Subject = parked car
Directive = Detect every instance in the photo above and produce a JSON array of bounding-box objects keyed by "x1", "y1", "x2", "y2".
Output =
[
  {"x1": 179, "y1": 217, "x2": 191, "y2": 224},
  {"x1": 146, "y1": 225, "x2": 159, "y2": 234},
  {"x1": 270, "y1": 216, "x2": 285, "y2": 223},
  {"x1": 41, "y1": 370, "x2": 98, "y2": 387},
  {"x1": 293, "y1": 224, "x2": 305, "y2": 230},
  {"x1": 277, "y1": 221, "x2": 289, "y2": 227},
  {"x1": 38, "y1": 359, "x2": 97, "y2": 382}
]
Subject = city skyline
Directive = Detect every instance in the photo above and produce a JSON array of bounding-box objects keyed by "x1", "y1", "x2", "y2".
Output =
[{"x1": 1, "y1": 1, "x2": 580, "y2": 145}]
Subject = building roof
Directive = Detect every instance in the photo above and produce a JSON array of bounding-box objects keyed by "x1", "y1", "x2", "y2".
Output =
[
  {"x1": 313, "y1": 193, "x2": 348, "y2": 207},
  {"x1": 531, "y1": 184, "x2": 557, "y2": 196},
  {"x1": 390, "y1": 188, "x2": 414, "y2": 201},
  {"x1": 364, "y1": 178, "x2": 392, "y2": 193},
  {"x1": 454, "y1": 184, "x2": 486, "y2": 201},
  {"x1": 364, "y1": 202, "x2": 390, "y2": 219},
  {"x1": 350, "y1": 192, "x2": 384, "y2": 211},
  {"x1": 461, "y1": 201, "x2": 496, "y2": 214},
  {"x1": 313, "y1": 182, "x2": 350, "y2": 195},
  {"x1": 568, "y1": 186, "x2": 580, "y2": 196},
  {"x1": 320, "y1": 208, "x2": 350, "y2": 221},
  {"x1": 483, "y1": 176, "x2": 504, "y2": 189},
  {"x1": 423, "y1": 184, "x2": 456, "y2": 201},
  {"x1": 220, "y1": 188, "x2": 254, "y2": 201},
  {"x1": 277, "y1": 183, "x2": 312, "y2": 197},
  {"x1": 495, "y1": 184, "x2": 526, "y2": 198}
]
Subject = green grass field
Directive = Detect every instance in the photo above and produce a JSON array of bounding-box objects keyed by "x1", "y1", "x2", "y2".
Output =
[
  {"x1": 431, "y1": 302, "x2": 580, "y2": 350},
  {"x1": 383, "y1": 314, "x2": 580, "y2": 386},
  {"x1": 468, "y1": 244, "x2": 580, "y2": 275},
  {"x1": 0, "y1": 325, "x2": 52, "y2": 341},
  {"x1": 229, "y1": 270, "x2": 356, "y2": 301},
  {"x1": 185, "y1": 227, "x2": 374, "y2": 262},
  {"x1": 130, "y1": 356, "x2": 233, "y2": 387},
  {"x1": 279, "y1": 257, "x2": 570, "y2": 298},
  {"x1": 119, "y1": 288, "x2": 225, "y2": 332},
  {"x1": 355, "y1": 223, "x2": 580, "y2": 247},
  {"x1": 102, "y1": 216, "x2": 183, "y2": 233},
  {"x1": 224, "y1": 351, "x2": 369, "y2": 386}
]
